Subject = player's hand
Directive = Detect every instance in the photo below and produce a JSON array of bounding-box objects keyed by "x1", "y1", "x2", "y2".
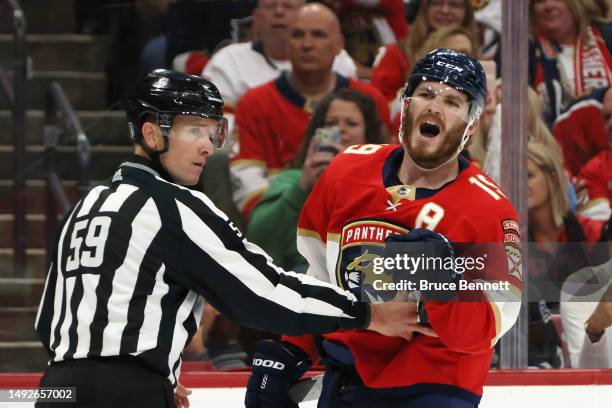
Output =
[
  {"x1": 385, "y1": 228, "x2": 458, "y2": 301},
  {"x1": 367, "y1": 301, "x2": 437, "y2": 340},
  {"x1": 298, "y1": 138, "x2": 336, "y2": 191},
  {"x1": 245, "y1": 340, "x2": 311, "y2": 408},
  {"x1": 174, "y1": 382, "x2": 192, "y2": 408}
]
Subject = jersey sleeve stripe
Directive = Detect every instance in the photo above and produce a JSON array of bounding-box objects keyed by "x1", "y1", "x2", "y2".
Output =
[{"x1": 175, "y1": 199, "x2": 366, "y2": 333}]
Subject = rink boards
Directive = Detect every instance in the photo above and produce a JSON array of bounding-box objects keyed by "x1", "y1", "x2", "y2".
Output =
[{"x1": 1, "y1": 369, "x2": 612, "y2": 407}]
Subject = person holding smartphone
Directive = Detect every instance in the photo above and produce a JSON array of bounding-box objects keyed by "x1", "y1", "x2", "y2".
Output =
[{"x1": 246, "y1": 88, "x2": 386, "y2": 272}]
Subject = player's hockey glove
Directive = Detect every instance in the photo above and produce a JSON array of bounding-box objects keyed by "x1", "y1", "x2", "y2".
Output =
[
  {"x1": 384, "y1": 228, "x2": 458, "y2": 302},
  {"x1": 245, "y1": 340, "x2": 311, "y2": 408}
]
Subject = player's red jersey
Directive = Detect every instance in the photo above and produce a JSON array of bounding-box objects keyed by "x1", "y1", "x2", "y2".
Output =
[
  {"x1": 230, "y1": 73, "x2": 389, "y2": 219},
  {"x1": 577, "y1": 150, "x2": 612, "y2": 221},
  {"x1": 286, "y1": 144, "x2": 522, "y2": 402}
]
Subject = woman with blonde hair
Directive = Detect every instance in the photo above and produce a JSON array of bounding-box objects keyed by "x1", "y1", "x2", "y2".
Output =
[
  {"x1": 528, "y1": 142, "x2": 572, "y2": 240},
  {"x1": 409, "y1": 0, "x2": 479, "y2": 58},
  {"x1": 527, "y1": 142, "x2": 604, "y2": 369},
  {"x1": 414, "y1": 24, "x2": 479, "y2": 60},
  {"x1": 371, "y1": 0, "x2": 478, "y2": 102},
  {"x1": 529, "y1": 0, "x2": 612, "y2": 126},
  {"x1": 528, "y1": 87, "x2": 564, "y2": 159}
]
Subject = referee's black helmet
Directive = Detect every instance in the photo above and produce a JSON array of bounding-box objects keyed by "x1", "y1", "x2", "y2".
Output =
[{"x1": 125, "y1": 69, "x2": 227, "y2": 148}]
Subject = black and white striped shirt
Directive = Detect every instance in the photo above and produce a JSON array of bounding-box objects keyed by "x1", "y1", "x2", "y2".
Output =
[{"x1": 35, "y1": 155, "x2": 368, "y2": 385}]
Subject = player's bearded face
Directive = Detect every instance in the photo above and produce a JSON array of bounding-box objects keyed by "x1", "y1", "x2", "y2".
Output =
[{"x1": 400, "y1": 83, "x2": 471, "y2": 169}]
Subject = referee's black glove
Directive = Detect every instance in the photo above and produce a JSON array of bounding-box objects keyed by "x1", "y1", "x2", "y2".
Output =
[{"x1": 245, "y1": 340, "x2": 311, "y2": 408}]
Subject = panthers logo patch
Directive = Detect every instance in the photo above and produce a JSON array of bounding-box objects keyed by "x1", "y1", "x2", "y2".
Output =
[{"x1": 336, "y1": 219, "x2": 408, "y2": 296}]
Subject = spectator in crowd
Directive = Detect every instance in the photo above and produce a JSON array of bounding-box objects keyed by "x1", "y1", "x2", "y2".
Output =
[
  {"x1": 370, "y1": 0, "x2": 478, "y2": 102},
  {"x1": 246, "y1": 89, "x2": 385, "y2": 271},
  {"x1": 576, "y1": 86, "x2": 612, "y2": 221},
  {"x1": 529, "y1": 0, "x2": 612, "y2": 127},
  {"x1": 485, "y1": 87, "x2": 563, "y2": 184},
  {"x1": 474, "y1": 0, "x2": 502, "y2": 59},
  {"x1": 527, "y1": 142, "x2": 603, "y2": 368},
  {"x1": 414, "y1": 24, "x2": 478, "y2": 60},
  {"x1": 552, "y1": 86, "x2": 610, "y2": 176},
  {"x1": 319, "y1": 0, "x2": 409, "y2": 79},
  {"x1": 201, "y1": 0, "x2": 357, "y2": 114},
  {"x1": 105, "y1": 0, "x2": 169, "y2": 105},
  {"x1": 526, "y1": 141, "x2": 604, "y2": 368},
  {"x1": 230, "y1": 2, "x2": 389, "y2": 221},
  {"x1": 528, "y1": 142, "x2": 603, "y2": 288},
  {"x1": 561, "y1": 216, "x2": 612, "y2": 368},
  {"x1": 140, "y1": 0, "x2": 253, "y2": 74}
]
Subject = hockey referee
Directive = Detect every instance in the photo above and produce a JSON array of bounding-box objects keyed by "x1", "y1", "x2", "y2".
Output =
[{"x1": 34, "y1": 70, "x2": 415, "y2": 408}]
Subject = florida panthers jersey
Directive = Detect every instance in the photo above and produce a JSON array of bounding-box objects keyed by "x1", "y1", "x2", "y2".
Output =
[
  {"x1": 287, "y1": 144, "x2": 522, "y2": 402},
  {"x1": 578, "y1": 150, "x2": 612, "y2": 221}
]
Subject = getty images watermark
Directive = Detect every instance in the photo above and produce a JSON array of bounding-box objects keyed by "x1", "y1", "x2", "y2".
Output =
[
  {"x1": 370, "y1": 252, "x2": 511, "y2": 292},
  {"x1": 335, "y1": 241, "x2": 523, "y2": 302}
]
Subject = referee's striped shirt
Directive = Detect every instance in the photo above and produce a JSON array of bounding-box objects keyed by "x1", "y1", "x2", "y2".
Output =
[{"x1": 35, "y1": 155, "x2": 369, "y2": 386}]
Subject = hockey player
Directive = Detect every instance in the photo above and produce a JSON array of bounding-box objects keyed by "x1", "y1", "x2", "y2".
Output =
[{"x1": 245, "y1": 49, "x2": 522, "y2": 407}]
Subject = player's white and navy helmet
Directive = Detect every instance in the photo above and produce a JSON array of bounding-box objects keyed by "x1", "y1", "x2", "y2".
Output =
[
  {"x1": 399, "y1": 48, "x2": 488, "y2": 156},
  {"x1": 125, "y1": 69, "x2": 228, "y2": 151},
  {"x1": 402, "y1": 48, "x2": 488, "y2": 123}
]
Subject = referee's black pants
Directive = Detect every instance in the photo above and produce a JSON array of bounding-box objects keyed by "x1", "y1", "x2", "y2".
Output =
[{"x1": 36, "y1": 356, "x2": 175, "y2": 408}]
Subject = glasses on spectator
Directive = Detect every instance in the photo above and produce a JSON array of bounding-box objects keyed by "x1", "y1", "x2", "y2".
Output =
[
  {"x1": 258, "y1": 1, "x2": 299, "y2": 12},
  {"x1": 429, "y1": 0, "x2": 465, "y2": 10}
]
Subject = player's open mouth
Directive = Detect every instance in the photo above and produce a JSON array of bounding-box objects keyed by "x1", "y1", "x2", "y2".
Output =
[
  {"x1": 419, "y1": 121, "x2": 441, "y2": 138},
  {"x1": 193, "y1": 162, "x2": 204, "y2": 169}
]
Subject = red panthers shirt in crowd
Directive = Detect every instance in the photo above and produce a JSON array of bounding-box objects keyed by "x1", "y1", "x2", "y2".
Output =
[
  {"x1": 285, "y1": 144, "x2": 522, "y2": 403},
  {"x1": 230, "y1": 73, "x2": 389, "y2": 220},
  {"x1": 334, "y1": 0, "x2": 408, "y2": 42},
  {"x1": 577, "y1": 150, "x2": 612, "y2": 221},
  {"x1": 371, "y1": 43, "x2": 410, "y2": 101},
  {"x1": 553, "y1": 88, "x2": 609, "y2": 176}
]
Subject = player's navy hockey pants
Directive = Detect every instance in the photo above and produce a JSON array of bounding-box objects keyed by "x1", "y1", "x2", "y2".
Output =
[{"x1": 317, "y1": 340, "x2": 478, "y2": 408}]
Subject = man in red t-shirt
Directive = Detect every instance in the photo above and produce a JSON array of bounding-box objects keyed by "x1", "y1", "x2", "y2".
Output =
[{"x1": 230, "y1": 2, "x2": 389, "y2": 221}]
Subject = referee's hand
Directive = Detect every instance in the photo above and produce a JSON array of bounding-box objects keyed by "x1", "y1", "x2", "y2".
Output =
[
  {"x1": 367, "y1": 301, "x2": 437, "y2": 340},
  {"x1": 174, "y1": 382, "x2": 192, "y2": 408}
]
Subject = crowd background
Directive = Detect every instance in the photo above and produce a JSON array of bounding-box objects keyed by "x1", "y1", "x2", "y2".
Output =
[{"x1": 37, "y1": 0, "x2": 612, "y2": 370}]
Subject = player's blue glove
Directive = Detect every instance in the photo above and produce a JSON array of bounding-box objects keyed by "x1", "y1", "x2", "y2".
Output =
[
  {"x1": 245, "y1": 340, "x2": 311, "y2": 408},
  {"x1": 385, "y1": 228, "x2": 458, "y2": 301}
]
